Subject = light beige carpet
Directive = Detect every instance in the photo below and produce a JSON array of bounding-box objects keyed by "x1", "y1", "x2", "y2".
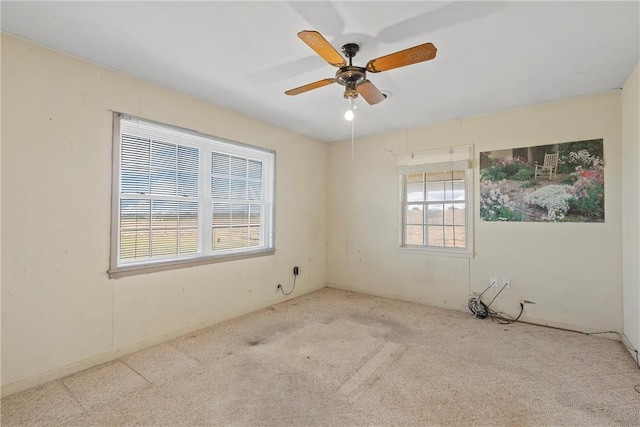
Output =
[{"x1": 2, "y1": 287, "x2": 639, "y2": 426}]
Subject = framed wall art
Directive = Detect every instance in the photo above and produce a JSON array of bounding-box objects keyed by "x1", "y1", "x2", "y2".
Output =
[{"x1": 479, "y1": 139, "x2": 604, "y2": 222}]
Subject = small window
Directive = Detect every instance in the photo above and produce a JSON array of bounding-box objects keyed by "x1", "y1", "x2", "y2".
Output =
[
  {"x1": 110, "y1": 114, "x2": 275, "y2": 278},
  {"x1": 399, "y1": 146, "x2": 473, "y2": 255}
]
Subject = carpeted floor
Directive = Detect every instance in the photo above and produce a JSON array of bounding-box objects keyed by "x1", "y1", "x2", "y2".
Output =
[{"x1": 2, "y1": 287, "x2": 639, "y2": 426}]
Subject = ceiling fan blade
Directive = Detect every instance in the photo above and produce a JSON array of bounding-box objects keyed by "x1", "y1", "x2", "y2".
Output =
[
  {"x1": 285, "y1": 78, "x2": 336, "y2": 96},
  {"x1": 366, "y1": 43, "x2": 437, "y2": 73},
  {"x1": 297, "y1": 30, "x2": 346, "y2": 67},
  {"x1": 356, "y1": 80, "x2": 387, "y2": 105}
]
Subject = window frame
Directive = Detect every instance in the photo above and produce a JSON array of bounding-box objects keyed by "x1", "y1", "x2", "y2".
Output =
[
  {"x1": 398, "y1": 146, "x2": 474, "y2": 257},
  {"x1": 109, "y1": 113, "x2": 276, "y2": 279}
]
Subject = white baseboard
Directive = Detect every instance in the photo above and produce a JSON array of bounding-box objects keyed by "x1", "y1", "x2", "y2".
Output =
[
  {"x1": 1, "y1": 285, "x2": 322, "y2": 397},
  {"x1": 325, "y1": 283, "x2": 614, "y2": 335},
  {"x1": 4, "y1": 283, "x2": 633, "y2": 397}
]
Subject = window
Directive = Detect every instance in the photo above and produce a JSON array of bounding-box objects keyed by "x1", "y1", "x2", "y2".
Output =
[
  {"x1": 399, "y1": 145, "x2": 473, "y2": 255},
  {"x1": 110, "y1": 114, "x2": 275, "y2": 278}
]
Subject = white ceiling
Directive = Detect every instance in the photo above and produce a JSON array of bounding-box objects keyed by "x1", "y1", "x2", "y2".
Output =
[{"x1": 2, "y1": 1, "x2": 639, "y2": 142}]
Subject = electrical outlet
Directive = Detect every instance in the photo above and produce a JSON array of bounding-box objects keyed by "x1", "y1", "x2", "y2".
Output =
[
  {"x1": 490, "y1": 277, "x2": 497, "y2": 287},
  {"x1": 503, "y1": 278, "x2": 511, "y2": 288},
  {"x1": 293, "y1": 266, "x2": 299, "y2": 276}
]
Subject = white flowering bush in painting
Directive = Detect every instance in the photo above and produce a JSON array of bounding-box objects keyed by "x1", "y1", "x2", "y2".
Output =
[
  {"x1": 480, "y1": 179, "x2": 523, "y2": 221},
  {"x1": 560, "y1": 149, "x2": 600, "y2": 171},
  {"x1": 525, "y1": 185, "x2": 572, "y2": 221},
  {"x1": 480, "y1": 140, "x2": 604, "y2": 222}
]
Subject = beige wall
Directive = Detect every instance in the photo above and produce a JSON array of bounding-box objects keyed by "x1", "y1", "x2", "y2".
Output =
[
  {"x1": 2, "y1": 32, "x2": 637, "y2": 395},
  {"x1": 328, "y1": 91, "x2": 623, "y2": 333},
  {"x1": 1, "y1": 34, "x2": 327, "y2": 393},
  {"x1": 622, "y1": 62, "x2": 640, "y2": 354}
]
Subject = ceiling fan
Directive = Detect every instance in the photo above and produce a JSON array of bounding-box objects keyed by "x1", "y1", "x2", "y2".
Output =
[{"x1": 285, "y1": 30, "x2": 437, "y2": 105}]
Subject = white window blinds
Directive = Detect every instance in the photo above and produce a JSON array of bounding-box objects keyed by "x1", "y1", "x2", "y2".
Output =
[
  {"x1": 119, "y1": 121, "x2": 202, "y2": 261},
  {"x1": 210, "y1": 152, "x2": 264, "y2": 251},
  {"x1": 111, "y1": 114, "x2": 275, "y2": 275},
  {"x1": 398, "y1": 145, "x2": 473, "y2": 255}
]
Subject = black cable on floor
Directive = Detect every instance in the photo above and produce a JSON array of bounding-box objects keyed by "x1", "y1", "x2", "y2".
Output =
[
  {"x1": 487, "y1": 303, "x2": 524, "y2": 324},
  {"x1": 586, "y1": 330, "x2": 640, "y2": 369},
  {"x1": 468, "y1": 297, "x2": 489, "y2": 319},
  {"x1": 468, "y1": 282, "x2": 524, "y2": 324},
  {"x1": 468, "y1": 283, "x2": 493, "y2": 319}
]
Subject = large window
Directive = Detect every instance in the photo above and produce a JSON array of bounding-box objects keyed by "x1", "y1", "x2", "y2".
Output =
[
  {"x1": 399, "y1": 146, "x2": 473, "y2": 255},
  {"x1": 110, "y1": 114, "x2": 275, "y2": 278}
]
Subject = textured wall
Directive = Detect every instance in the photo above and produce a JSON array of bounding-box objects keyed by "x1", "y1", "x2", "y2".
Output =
[
  {"x1": 622, "y1": 62, "x2": 640, "y2": 355},
  {"x1": 1, "y1": 34, "x2": 328, "y2": 392},
  {"x1": 328, "y1": 90, "x2": 623, "y2": 333}
]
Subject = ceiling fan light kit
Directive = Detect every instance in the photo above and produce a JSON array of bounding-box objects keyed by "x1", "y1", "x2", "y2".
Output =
[
  {"x1": 344, "y1": 108, "x2": 355, "y2": 122},
  {"x1": 344, "y1": 98, "x2": 357, "y2": 122},
  {"x1": 285, "y1": 30, "x2": 437, "y2": 107}
]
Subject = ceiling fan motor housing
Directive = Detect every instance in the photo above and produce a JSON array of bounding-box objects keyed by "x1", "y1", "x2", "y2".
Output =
[
  {"x1": 338, "y1": 43, "x2": 366, "y2": 99},
  {"x1": 336, "y1": 66, "x2": 366, "y2": 99}
]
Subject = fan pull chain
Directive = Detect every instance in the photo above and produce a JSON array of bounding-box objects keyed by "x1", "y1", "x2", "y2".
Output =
[{"x1": 351, "y1": 117, "x2": 355, "y2": 162}]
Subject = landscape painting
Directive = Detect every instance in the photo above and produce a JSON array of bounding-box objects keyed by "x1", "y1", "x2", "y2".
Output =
[{"x1": 479, "y1": 139, "x2": 604, "y2": 222}]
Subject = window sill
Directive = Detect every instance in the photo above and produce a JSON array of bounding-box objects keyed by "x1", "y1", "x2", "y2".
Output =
[
  {"x1": 397, "y1": 246, "x2": 474, "y2": 259},
  {"x1": 108, "y1": 248, "x2": 276, "y2": 279}
]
